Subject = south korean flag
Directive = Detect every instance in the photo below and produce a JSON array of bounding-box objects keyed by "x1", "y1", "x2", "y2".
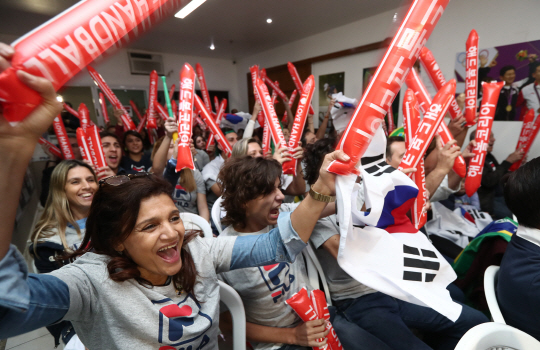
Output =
[{"x1": 335, "y1": 125, "x2": 462, "y2": 322}]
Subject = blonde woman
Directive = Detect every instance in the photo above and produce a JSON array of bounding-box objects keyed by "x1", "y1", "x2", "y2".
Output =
[{"x1": 29, "y1": 159, "x2": 98, "y2": 273}]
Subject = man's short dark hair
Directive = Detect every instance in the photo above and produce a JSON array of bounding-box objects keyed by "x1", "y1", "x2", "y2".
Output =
[
  {"x1": 499, "y1": 65, "x2": 516, "y2": 77},
  {"x1": 504, "y1": 157, "x2": 540, "y2": 228},
  {"x1": 218, "y1": 156, "x2": 282, "y2": 229},
  {"x1": 386, "y1": 136, "x2": 405, "y2": 160},
  {"x1": 303, "y1": 138, "x2": 335, "y2": 186},
  {"x1": 100, "y1": 131, "x2": 121, "y2": 144}
]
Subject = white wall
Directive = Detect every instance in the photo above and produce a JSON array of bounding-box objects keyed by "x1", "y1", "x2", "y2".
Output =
[{"x1": 237, "y1": 0, "x2": 540, "y2": 161}]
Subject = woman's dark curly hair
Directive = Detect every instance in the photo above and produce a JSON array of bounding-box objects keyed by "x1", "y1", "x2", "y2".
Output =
[
  {"x1": 66, "y1": 175, "x2": 199, "y2": 296},
  {"x1": 303, "y1": 138, "x2": 336, "y2": 186},
  {"x1": 218, "y1": 156, "x2": 282, "y2": 229}
]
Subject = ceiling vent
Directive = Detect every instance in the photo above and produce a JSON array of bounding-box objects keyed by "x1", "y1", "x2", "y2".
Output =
[{"x1": 128, "y1": 52, "x2": 164, "y2": 75}]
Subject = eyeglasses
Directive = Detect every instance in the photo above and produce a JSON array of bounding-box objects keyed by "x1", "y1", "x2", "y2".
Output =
[{"x1": 99, "y1": 172, "x2": 153, "y2": 187}]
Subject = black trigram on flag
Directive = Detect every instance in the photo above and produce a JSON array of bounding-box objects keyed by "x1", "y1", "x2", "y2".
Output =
[
  {"x1": 361, "y1": 154, "x2": 396, "y2": 177},
  {"x1": 403, "y1": 244, "x2": 440, "y2": 282}
]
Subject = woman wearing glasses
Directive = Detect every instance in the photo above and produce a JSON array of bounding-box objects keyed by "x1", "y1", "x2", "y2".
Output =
[{"x1": 0, "y1": 44, "x2": 347, "y2": 349}]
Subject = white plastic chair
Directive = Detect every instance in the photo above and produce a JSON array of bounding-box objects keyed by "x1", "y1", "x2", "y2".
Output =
[
  {"x1": 180, "y1": 212, "x2": 213, "y2": 243},
  {"x1": 454, "y1": 322, "x2": 540, "y2": 350},
  {"x1": 302, "y1": 243, "x2": 333, "y2": 306},
  {"x1": 484, "y1": 265, "x2": 505, "y2": 324},
  {"x1": 219, "y1": 281, "x2": 246, "y2": 350},
  {"x1": 211, "y1": 196, "x2": 225, "y2": 235}
]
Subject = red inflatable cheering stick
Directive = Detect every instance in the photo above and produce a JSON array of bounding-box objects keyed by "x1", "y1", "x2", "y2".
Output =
[
  {"x1": 169, "y1": 84, "x2": 176, "y2": 101},
  {"x1": 0, "y1": 0, "x2": 187, "y2": 123},
  {"x1": 78, "y1": 103, "x2": 91, "y2": 128},
  {"x1": 311, "y1": 290, "x2": 343, "y2": 350},
  {"x1": 419, "y1": 47, "x2": 461, "y2": 119},
  {"x1": 87, "y1": 66, "x2": 135, "y2": 130},
  {"x1": 147, "y1": 70, "x2": 159, "y2": 129},
  {"x1": 465, "y1": 81, "x2": 504, "y2": 197},
  {"x1": 52, "y1": 115, "x2": 75, "y2": 159},
  {"x1": 261, "y1": 70, "x2": 287, "y2": 101},
  {"x1": 405, "y1": 68, "x2": 467, "y2": 177},
  {"x1": 250, "y1": 65, "x2": 265, "y2": 127},
  {"x1": 215, "y1": 99, "x2": 228, "y2": 126},
  {"x1": 262, "y1": 123, "x2": 271, "y2": 155},
  {"x1": 195, "y1": 63, "x2": 212, "y2": 112},
  {"x1": 327, "y1": 0, "x2": 450, "y2": 175},
  {"x1": 464, "y1": 30, "x2": 479, "y2": 126},
  {"x1": 214, "y1": 96, "x2": 220, "y2": 115},
  {"x1": 510, "y1": 108, "x2": 537, "y2": 171},
  {"x1": 399, "y1": 80, "x2": 456, "y2": 172},
  {"x1": 176, "y1": 64, "x2": 196, "y2": 172},
  {"x1": 99, "y1": 92, "x2": 109, "y2": 124},
  {"x1": 63, "y1": 102, "x2": 79, "y2": 120},
  {"x1": 386, "y1": 106, "x2": 396, "y2": 133},
  {"x1": 76, "y1": 125, "x2": 107, "y2": 170},
  {"x1": 287, "y1": 62, "x2": 315, "y2": 115},
  {"x1": 38, "y1": 137, "x2": 64, "y2": 159},
  {"x1": 194, "y1": 95, "x2": 232, "y2": 157},
  {"x1": 255, "y1": 77, "x2": 289, "y2": 157},
  {"x1": 283, "y1": 75, "x2": 315, "y2": 176},
  {"x1": 403, "y1": 89, "x2": 427, "y2": 229}
]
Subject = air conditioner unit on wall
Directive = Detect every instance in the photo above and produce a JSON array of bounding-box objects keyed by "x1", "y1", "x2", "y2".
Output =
[{"x1": 128, "y1": 52, "x2": 164, "y2": 75}]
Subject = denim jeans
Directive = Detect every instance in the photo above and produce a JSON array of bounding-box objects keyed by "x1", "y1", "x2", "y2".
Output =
[
  {"x1": 334, "y1": 292, "x2": 488, "y2": 350},
  {"x1": 277, "y1": 306, "x2": 391, "y2": 350}
]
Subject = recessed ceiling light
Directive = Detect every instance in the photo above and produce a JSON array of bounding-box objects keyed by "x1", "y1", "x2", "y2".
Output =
[
  {"x1": 210, "y1": 44, "x2": 215, "y2": 50},
  {"x1": 56, "y1": 95, "x2": 63, "y2": 102},
  {"x1": 267, "y1": 18, "x2": 272, "y2": 24},
  {"x1": 175, "y1": 0, "x2": 207, "y2": 19}
]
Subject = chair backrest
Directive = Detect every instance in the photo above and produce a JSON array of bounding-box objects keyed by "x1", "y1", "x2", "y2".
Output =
[
  {"x1": 211, "y1": 196, "x2": 224, "y2": 235},
  {"x1": 219, "y1": 280, "x2": 246, "y2": 350},
  {"x1": 302, "y1": 243, "x2": 333, "y2": 306},
  {"x1": 180, "y1": 212, "x2": 213, "y2": 244},
  {"x1": 454, "y1": 322, "x2": 540, "y2": 349},
  {"x1": 484, "y1": 265, "x2": 505, "y2": 324}
]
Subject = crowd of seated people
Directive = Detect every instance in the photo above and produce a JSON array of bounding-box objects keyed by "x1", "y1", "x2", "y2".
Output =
[{"x1": 2, "y1": 38, "x2": 540, "y2": 350}]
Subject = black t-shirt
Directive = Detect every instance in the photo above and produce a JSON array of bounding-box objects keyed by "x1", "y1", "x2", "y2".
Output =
[{"x1": 120, "y1": 153, "x2": 152, "y2": 174}]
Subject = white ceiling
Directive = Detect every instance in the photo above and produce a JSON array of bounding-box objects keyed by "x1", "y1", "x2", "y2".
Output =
[{"x1": 0, "y1": 0, "x2": 406, "y2": 59}]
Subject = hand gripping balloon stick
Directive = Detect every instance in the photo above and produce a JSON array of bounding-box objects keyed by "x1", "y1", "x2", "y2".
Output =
[
  {"x1": 87, "y1": 66, "x2": 135, "y2": 131},
  {"x1": 38, "y1": 137, "x2": 64, "y2": 159},
  {"x1": 311, "y1": 290, "x2": 343, "y2": 350},
  {"x1": 403, "y1": 90, "x2": 427, "y2": 229},
  {"x1": 52, "y1": 115, "x2": 75, "y2": 159},
  {"x1": 399, "y1": 80, "x2": 456, "y2": 172},
  {"x1": 405, "y1": 68, "x2": 467, "y2": 177},
  {"x1": 510, "y1": 108, "x2": 537, "y2": 171},
  {"x1": 99, "y1": 92, "x2": 110, "y2": 124},
  {"x1": 327, "y1": 0, "x2": 451, "y2": 175},
  {"x1": 419, "y1": 47, "x2": 462, "y2": 119},
  {"x1": 250, "y1": 65, "x2": 265, "y2": 127},
  {"x1": 283, "y1": 75, "x2": 315, "y2": 176},
  {"x1": 147, "y1": 70, "x2": 159, "y2": 129},
  {"x1": 0, "y1": 0, "x2": 188, "y2": 123},
  {"x1": 464, "y1": 30, "x2": 479, "y2": 126},
  {"x1": 78, "y1": 103, "x2": 92, "y2": 128},
  {"x1": 255, "y1": 78, "x2": 289, "y2": 161},
  {"x1": 176, "y1": 64, "x2": 196, "y2": 172},
  {"x1": 194, "y1": 95, "x2": 232, "y2": 157},
  {"x1": 161, "y1": 76, "x2": 179, "y2": 142},
  {"x1": 287, "y1": 62, "x2": 315, "y2": 115},
  {"x1": 465, "y1": 81, "x2": 504, "y2": 197},
  {"x1": 282, "y1": 90, "x2": 297, "y2": 124},
  {"x1": 285, "y1": 288, "x2": 328, "y2": 350}
]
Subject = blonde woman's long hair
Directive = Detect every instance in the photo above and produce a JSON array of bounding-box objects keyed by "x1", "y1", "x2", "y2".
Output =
[
  {"x1": 31, "y1": 160, "x2": 97, "y2": 252},
  {"x1": 232, "y1": 138, "x2": 260, "y2": 158}
]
